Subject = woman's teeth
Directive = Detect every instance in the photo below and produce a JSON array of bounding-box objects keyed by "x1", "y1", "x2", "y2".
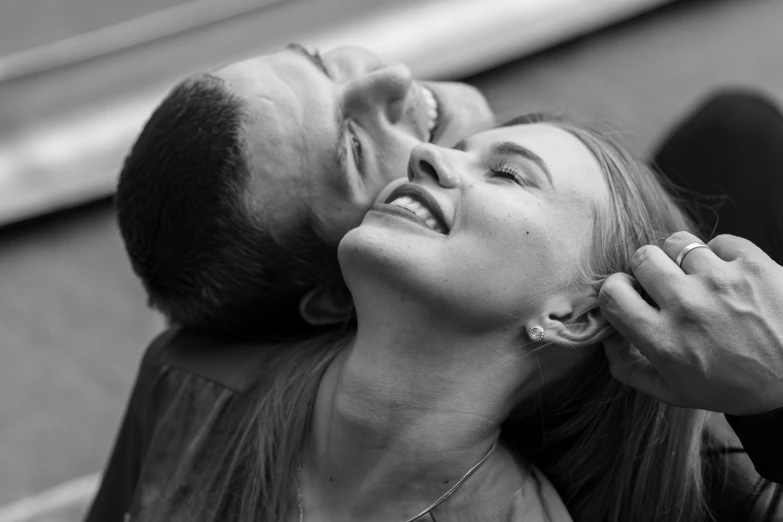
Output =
[
  {"x1": 388, "y1": 196, "x2": 445, "y2": 233},
  {"x1": 421, "y1": 87, "x2": 439, "y2": 142}
]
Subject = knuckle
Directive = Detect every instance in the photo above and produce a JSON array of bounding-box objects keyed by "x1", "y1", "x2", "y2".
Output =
[
  {"x1": 709, "y1": 234, "x2": 762, "y2": 261},
  {"x1": 631, "y1": 245, "x2": 656, "y2": 271},
  {"x1": 684, "y1": 345, "x2": 711, "y2": 378},
  {"x1": 668, "y1": 291, "x2": 702, "y2": 323},
  {"x1": 740, "y1": 258, "x2": 765, "y2": 277},
  {"x1": 664, "y1": 231, "x2": 695, "y2": 251},
  {"x1": 732, "y1": 245, "x2": 752, "y2": 260},
  {"x1": 651, "y1": 331, "x2": 678, "y2": 358},
  {"x1": 703, "y1": 272, "x2": 732, "y2": 294},
  {"x1": 707, "y1": 234, "x2": 732, "y2": 251}
]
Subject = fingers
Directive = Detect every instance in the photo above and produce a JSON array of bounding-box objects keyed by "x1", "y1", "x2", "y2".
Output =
[
  {"x1": 603, "y1": 336, "x2": 680, "y2": 406},
  {"x1": 629, "y1": 245, "x2": 687, "y2": 307},
  {"x1": 662, "y1": 231, "x2": 722, "y2": 274},
  {"x1": 599, "y1": 273, "x2": 663, "y2": 354},
  {"x1": 708, "y1": 234, "x2": 772, "y2": 263}
]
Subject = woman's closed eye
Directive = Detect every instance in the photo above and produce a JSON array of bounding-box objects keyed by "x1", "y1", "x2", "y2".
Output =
[{"x1": 488, "y1": 163, "x2": 531, "y2": 187}]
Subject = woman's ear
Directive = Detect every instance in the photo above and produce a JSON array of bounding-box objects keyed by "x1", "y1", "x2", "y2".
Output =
[
  {"x1": 527, "y1": 294, "x2": 614, "y2": 347},
  {"x1": 298, "y1": 278, "x2": 354, "y2": 326}
]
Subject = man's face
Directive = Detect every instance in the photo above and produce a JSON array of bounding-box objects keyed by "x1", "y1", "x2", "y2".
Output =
[{"x1": 214, "y1": 45, "x2": 495, "y2": 245}]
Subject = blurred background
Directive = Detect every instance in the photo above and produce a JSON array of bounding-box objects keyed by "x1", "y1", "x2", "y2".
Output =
[{"x1": 1, "y1": 0, "x2": 782, "y2": 520}]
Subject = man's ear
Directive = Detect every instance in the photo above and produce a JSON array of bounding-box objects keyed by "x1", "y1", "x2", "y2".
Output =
[
  {"x1": 527, "y1": 294, "x2": 614, "y2": 348},
  {"x1": 298, "y1": 278, "x2": 354, "y2": 326}
]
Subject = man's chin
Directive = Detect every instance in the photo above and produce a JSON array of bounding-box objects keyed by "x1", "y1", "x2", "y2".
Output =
[{"x1": 424, "y1": 81, "x2": 496, "y2": 147}]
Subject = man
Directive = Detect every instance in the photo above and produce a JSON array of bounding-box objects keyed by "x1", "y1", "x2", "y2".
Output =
[
  {"x1": 116, "y1": 43, "x2": 494, "y2": 336},
  {"x1": 88, "y1": 44, "x2": 494, "y2": 520}
]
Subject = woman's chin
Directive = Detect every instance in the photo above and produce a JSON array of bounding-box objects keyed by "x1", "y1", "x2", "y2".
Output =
[{"x1": 338, "y1": 212, "x2": 440, "y2": 291}]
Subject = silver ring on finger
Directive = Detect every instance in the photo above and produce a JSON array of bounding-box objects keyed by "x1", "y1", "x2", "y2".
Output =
[{"x1": 675, "y1": 242, "x2": 712, "y2": 269}]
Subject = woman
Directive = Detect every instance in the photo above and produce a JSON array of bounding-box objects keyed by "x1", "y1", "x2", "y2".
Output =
[{"x1": 130, "y1": 117, "x2": 715, "y2": 522}]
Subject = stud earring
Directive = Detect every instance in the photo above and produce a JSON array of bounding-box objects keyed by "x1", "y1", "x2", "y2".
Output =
[{"x1": 527, "y1": 325, "x2": 545, "y2": 342}]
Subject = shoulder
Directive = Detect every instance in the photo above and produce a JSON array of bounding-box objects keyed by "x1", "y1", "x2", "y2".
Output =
[
  {"x1": 125, "y1": 326, "x2": 286, "y2": 440},
  {"x1": 126, "y1": 326, "x2": 296, "y2": 518},
  {"x1": 139, "y1": 325, "x2": 283, "y2": 394}
]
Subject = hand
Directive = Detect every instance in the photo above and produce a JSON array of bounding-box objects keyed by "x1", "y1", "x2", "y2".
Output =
[{"x1": 598, "y1": 231, "x2": 783, "y2": 415}]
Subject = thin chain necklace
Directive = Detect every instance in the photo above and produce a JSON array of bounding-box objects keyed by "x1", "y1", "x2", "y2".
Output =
[{"x1": 297, "y1": 442, "x2": 496, "y2": 522}]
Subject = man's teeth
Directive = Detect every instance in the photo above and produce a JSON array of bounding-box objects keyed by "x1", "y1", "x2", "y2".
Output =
[
  {"x1": 421, "y1": 87, "x2": 439, "y2": 141},
  {"x1": 388, "y1": 196, "x2": 445, "y2": 233}
]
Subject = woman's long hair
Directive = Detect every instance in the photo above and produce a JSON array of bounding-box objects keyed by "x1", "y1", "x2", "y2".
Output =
[
  {"x1": 502, "y1": 116, "x2": 711, "y2": 522},
  {"x1": 185, "y1": 118, "x2": 713, "y2": 521}
]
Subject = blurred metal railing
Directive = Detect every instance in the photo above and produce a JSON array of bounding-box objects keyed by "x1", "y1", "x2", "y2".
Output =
[
  {"x1": 0, "y1": 0, "x2": 673, "y2": 225},
  {"x1": 0, "y1": 0, "x2": 290, "y2": 82}
]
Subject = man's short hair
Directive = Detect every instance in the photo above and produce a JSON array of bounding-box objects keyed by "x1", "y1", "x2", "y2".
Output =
[{"x1": 116, "y1": 74, "x2": 339, "y2": 336}]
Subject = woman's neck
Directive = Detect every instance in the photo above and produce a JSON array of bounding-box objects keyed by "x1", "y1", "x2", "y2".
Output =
[{"x1": 303, "y1": 317, "x2": 534, "y2": 521}]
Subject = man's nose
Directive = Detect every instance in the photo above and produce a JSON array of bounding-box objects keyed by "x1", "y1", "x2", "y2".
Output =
[
  {"x1": 344, "y1": 63, "x2": 413, "y2": 123},
  {"x1": 408, "y1": 143, "x2": 459, "y2": 188}
]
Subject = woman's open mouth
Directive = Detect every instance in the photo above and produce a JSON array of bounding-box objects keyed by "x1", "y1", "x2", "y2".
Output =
[{"x1": 383, "y1": 184, "x2": 450, "y2": 234}]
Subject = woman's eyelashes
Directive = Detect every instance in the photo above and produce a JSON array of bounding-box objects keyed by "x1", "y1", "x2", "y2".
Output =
[{"x1": 488, "y1": 163, "x2": 531, "y2": 187}]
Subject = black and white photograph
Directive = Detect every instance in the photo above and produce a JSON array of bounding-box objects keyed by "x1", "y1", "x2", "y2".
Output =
[{"x1": 0, "y1": 0, "x2": 782, "y2": 520}]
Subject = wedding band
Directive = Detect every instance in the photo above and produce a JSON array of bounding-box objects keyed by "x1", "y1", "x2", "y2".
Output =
[{"x1": 675, "y1": 242, "x2": 712, "y2": 269}]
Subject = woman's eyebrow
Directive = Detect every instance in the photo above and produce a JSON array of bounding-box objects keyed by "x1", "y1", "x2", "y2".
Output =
[{"x1": 491, "y1": 141, "x2": 553, "y2": 187}]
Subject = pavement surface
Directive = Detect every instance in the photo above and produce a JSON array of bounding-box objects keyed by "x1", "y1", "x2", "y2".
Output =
[{"x1": 2, "y1": 0, "x2": 783, "y2": 517}]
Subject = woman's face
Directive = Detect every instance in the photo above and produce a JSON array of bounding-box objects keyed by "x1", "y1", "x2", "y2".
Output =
[{"x1": 340, "y1": 123, "x2": 610, "y2": 336}]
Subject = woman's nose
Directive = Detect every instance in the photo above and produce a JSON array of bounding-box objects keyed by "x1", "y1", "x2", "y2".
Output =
[
  {"x1": 408, "y1": 143, "x2": 459, "y2": 188},
  {"x1": 344, "y1": 63, "x2": 413, "y2": 123}
]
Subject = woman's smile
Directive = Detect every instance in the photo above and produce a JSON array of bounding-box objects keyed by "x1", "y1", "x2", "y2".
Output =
[
  {"x1": 382, "y1": 183, "x2": 451, "y2": 234},
  {"x1": 367, "y1": 204, "x2": 449, "y2": 236},
  {"x1": 386, "y1": 196, "x2": 446, "y2": 233}
]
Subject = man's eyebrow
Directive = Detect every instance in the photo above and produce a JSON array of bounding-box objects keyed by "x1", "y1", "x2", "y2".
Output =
[
  {"x1": 285, "y1": 43, "x2": 331, "y2": 78},
  {"x1": 491, "y1": 141, "x2": 553, "y2": 187}
]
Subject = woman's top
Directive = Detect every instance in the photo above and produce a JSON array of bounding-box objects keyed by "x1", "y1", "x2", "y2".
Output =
[{"x1": 85, "y1": 326, "x2": 783, "y2": 522}]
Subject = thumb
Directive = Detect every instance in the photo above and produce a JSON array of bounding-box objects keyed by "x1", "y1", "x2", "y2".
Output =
[{"x1": 603, "y1": 334, "x2": 683, "y2": 407}]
